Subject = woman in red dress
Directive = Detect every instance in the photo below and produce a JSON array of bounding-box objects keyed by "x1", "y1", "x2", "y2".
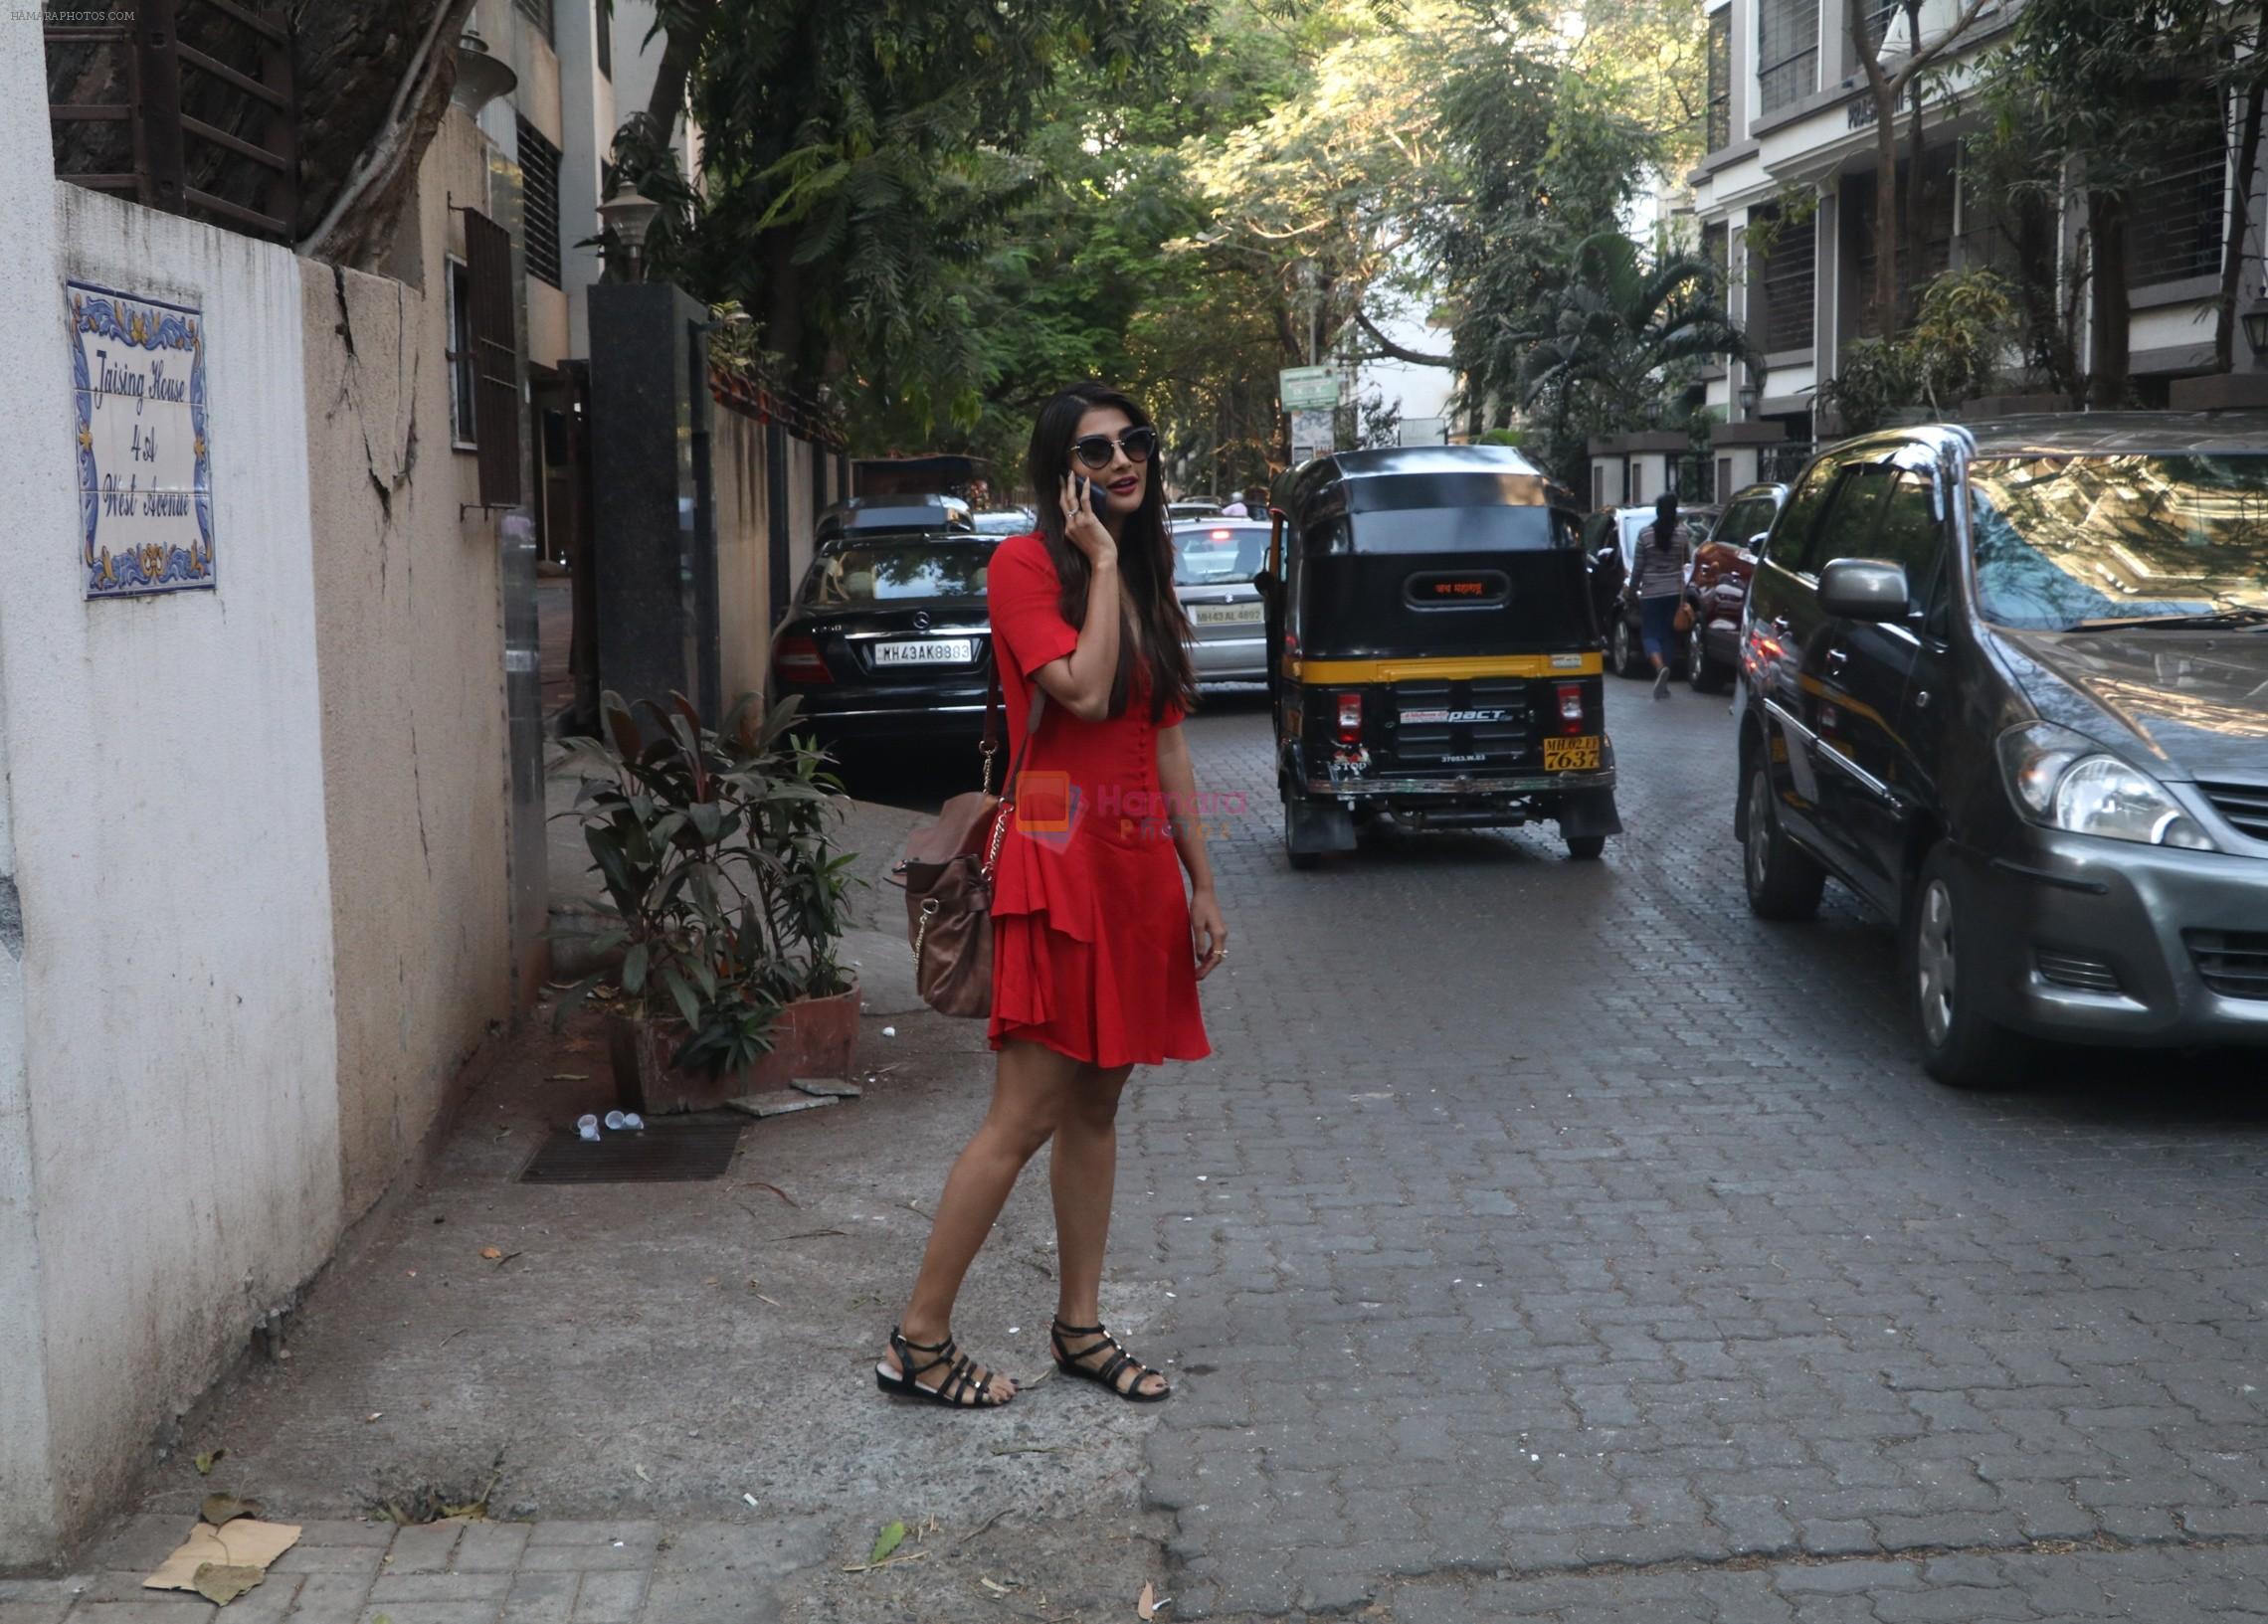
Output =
[{"x1": 877, "y1": 384, "x2": 1228, "y2": 1409}]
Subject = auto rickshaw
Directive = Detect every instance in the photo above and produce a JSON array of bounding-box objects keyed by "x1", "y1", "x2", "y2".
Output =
[{"x1": 1258, "y1": 446, "x2": 1623, "y2": 866}]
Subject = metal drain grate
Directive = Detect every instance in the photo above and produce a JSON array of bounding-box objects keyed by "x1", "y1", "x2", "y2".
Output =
[{"x1": 517, "y1": 1116, "x2": 746, "y2": 1183}]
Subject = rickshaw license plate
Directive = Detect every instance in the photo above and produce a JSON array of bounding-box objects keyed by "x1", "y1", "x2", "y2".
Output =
[
  {"x1": 1191, "y1": 604, "x2": 1263, "y2": 626},
  {"x1": 1545, "y1": 736, "x2": 1602, "y2": 771}
]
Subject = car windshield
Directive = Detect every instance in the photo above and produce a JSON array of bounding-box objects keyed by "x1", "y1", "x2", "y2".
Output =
[
  {"x1": 1969, "y1": 453, "x2": 2268, "y2": 629},
  {"x1": 802, "y1": 539, "x2": 991, "y2": 606},
  {"x1": 972, "y1": 510, "x2": 1033, "y2": 535},
  {"x1": 1174, "y1": 523, "x2": 1269, "y2": 585}
]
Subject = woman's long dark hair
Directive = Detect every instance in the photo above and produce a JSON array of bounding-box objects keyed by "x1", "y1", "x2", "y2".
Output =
[{"x1": 1025, "y1": 383, "x2": 1198, "y2": 722}]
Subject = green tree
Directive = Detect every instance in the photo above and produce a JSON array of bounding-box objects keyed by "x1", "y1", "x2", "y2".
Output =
[
  {"x1": 1977, "y1": 0, "x2": 2263, "y2": 403},
  {"x1": 1517, "y1": 233, "x2": 1750, "y2": 483}
]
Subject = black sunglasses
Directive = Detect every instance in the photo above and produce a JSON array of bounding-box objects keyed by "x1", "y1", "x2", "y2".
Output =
[{"x1": 1068, "y1": 426, "x2": 1158, "y2": 470}]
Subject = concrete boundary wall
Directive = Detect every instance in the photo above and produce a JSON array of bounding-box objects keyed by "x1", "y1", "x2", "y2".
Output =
[
  {"x1": 0, "y1": 28, "x2": 523, "y2": 1565},
  {"x1": 0, "y1": 180, "x2": 342, "y2": 1552}
]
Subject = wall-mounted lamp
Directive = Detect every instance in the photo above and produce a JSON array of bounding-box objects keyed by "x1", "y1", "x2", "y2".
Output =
[
  {"x1": 2243, "y1": 305, "x2": 2268, "y2": 358},
  {"x1": 451, "y1": 30, "x2": 517, "y2": 118},
  {"x1": 1736, "y1": 379, "x2": 1760, "y2": 420}
]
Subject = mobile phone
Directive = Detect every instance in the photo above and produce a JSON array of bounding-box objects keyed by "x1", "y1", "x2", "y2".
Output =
[{"x1": 1073, "y1": 475, "x2": 1100, "y2": 508}]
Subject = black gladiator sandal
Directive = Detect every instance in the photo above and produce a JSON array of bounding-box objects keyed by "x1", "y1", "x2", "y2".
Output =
[
  {"x1": 1049, "y1": 1317, "x2": 1173, "y2": 1403},
  {"x1": 875, "y1": 1326, "x2": 1010, "y2": 1409}
]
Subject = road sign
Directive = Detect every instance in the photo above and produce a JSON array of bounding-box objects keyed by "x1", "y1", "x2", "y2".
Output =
[
  {"x1": 1279, "y1": 366, "x2": 1340, "y2": 411},
  {"x1": 1289, "y1": 408, "x2": 1336, "y2": 464}
]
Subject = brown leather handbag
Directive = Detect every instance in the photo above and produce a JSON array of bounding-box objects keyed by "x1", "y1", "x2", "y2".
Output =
[
  {"x1": 891, "y1": 664, "x2": 1045, "y2": 1018},
  {"x1": 1673, "y1": 599, "x2": 1696, "y2": 634}
]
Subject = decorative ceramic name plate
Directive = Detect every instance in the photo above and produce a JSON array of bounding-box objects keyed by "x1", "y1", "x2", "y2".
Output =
[{"x1": 70, "y1": 281, "x2": 215, "y2": 598}]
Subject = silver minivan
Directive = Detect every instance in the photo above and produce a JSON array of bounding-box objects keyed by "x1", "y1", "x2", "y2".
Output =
[{"x1": 1173, "y1": 518, "x2": 1270, "y2": 681}]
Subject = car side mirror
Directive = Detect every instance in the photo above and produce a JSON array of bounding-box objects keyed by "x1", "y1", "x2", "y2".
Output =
[{"x1": 1818, "y1": 558, "x2": 1911, "y2": 622}]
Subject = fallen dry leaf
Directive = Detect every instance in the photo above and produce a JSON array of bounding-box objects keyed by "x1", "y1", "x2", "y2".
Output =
[
  {"x1": 201, "y1": 1494, "x2": 259, "y2": 1527},
  {"x1": 480, "y1": 1247, "x2": 503, "y2": 1261},
  {"x1": 982, "y1": 1576, "x2": 1014, "y2": 1594},
  {"x1": 193, "y1": 1449, "x2": 224, "y2": 1476},
  {"x1": 192, "y1": 1563, "x2": 265, "y2": 1606},
  {"x1": 364, "y1": 1413, "x2": 383, "y2": 1424},
  {"x1": 1139, "y1": 1580, "x2": 1156, "y2": 1619}
]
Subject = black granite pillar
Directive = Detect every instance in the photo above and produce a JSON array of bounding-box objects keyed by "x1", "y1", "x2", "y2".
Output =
[{"x1": 589, "y1": 280, "x2": 714, "y2": 722}]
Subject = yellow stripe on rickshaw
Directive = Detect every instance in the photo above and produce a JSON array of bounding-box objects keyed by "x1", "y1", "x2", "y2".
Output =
[{"x1": 1282, "y1": 652, "x2": 1604, "y2": 682}]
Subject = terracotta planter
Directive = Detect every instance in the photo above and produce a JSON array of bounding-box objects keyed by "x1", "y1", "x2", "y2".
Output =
[
  {"x1": 738, "y1": 985, "x2": 863, "y2": 1091},
  {"x1": 607, "y1": 985, "x2": 863, "y2": 1115}
]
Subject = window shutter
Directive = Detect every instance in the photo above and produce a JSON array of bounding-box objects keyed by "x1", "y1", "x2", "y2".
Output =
[{"x1": 465, "y1": 208, "x2": 523, "y2": 508}]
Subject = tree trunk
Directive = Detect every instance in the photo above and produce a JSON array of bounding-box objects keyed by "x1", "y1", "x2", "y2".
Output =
[
  {"x1": 2213, "y1": 8, "x2": 2268, "y2": 372},
  {"x1": 2086, "y1": 189, "x2": 2131, "y2": 407},
  {"x1": 1873, "y1": 108, "x2": 1903, "y2": 334},
  {"x1": 1902, "y1": 61, "x2": 1929, "y2": 327},
  {"x1": 645, "y1": 0, "x2": 720, "y2": 145}
]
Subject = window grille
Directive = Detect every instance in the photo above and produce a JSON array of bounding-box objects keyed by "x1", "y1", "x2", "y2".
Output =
[
  {"x1": 1706, "y1": 10, "x2": 1732, "y2": 151},
  {"x1": 465, "y1": 208, "x2": 523, "y2": 507},
  {"x1": 596, "y1": 9, "x2": 612, "y2": 78},
  {"x1": 1762, "y1": 443, "x2": 1815, "y2": 483},
  {"x1": 1850, "y1": 154, "x2": 1956, "y2": 338},
  {"x1": 513, "y1": 0, "x2": 554, "y2": 42},
  {"x1": 1752, "y1": 207, "x2": 1816, "y2": 351},
  {"x1": 516, "y1": 117, "x2": 563, "y2": 288},
  {"x1": 1757, "y1": 0, "x2": 1818, "y2": 115},
  {"x1": 2129, "y1": 128, "x2": 2227, "y2": 286},
  {"x1": 1859, "y1": 0, "x2": 1902, "y2": 55}
]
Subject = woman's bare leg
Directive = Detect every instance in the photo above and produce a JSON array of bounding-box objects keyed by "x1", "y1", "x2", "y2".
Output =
[
  {"x1": 1048, "y1": 1063, "x2": 1167, "y2": 1397},
  {"x1": 886, "y1": 1040, "x2": 1079, "y2": 1402}
]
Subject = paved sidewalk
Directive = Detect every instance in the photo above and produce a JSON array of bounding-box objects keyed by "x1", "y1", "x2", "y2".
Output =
[{"x1": 0, "y1": 1513, "x2": 828, "y2": 1624}]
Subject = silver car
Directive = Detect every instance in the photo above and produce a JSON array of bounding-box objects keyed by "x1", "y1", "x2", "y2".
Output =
[{"x1": 1173, "y1": 518, "x2": 1270, "y2": 681}]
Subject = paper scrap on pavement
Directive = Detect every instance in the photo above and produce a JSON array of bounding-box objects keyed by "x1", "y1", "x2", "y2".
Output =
[{"x1": 145, "y1": 1519, "x2": 301, "y2": 1593}]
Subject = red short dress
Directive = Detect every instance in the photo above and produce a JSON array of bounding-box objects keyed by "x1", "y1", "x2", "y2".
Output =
[{"x1": 986, "y1": 531, "x2": 1212, "y2": 1068}]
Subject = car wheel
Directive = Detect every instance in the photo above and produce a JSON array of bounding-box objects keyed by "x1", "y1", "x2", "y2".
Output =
[
  {"x1": 1610, "y1": 616, "x2": 1643, "y2": 678},
  {"x1": 1906, "y1": 845, "x2": 2031, "y2": 1089},
  {"x1": 1742, "y1": 762, "x2": 1824, "y2": 920},
  {"x1": 1564, "y1": 833, "x2": 1606, "y2": 860},
  {"x1": 1686, "y1": 622, "x2": 1726, "y2": 693},
  {"x1": 1283, "y1": 797, "x2": 1319, "y2": 870}
]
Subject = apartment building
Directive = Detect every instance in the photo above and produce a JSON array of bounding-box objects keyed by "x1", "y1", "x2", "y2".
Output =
[{"x1": 1689, "y1": 0, "x2": 2268, "y2": 484}]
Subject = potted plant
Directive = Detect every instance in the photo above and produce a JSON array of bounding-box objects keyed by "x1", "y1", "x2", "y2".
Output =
[{"x1": 555, "y1": 690, "x2": 860, "y2": 1114}]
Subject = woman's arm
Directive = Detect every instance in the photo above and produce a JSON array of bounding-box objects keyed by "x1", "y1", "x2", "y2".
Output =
[
  {"x1": 1157, "y1": 725, "x2": 1228, "y2": 980},
  {"x1": 1030, "y1": 558, "x2": 1121, "y2": 721},
  {"x1": 1031, "y1": 474, "x2": 1123, "y2": 721}
]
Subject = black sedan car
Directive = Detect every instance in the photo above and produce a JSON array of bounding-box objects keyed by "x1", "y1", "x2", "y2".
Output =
[
  {"x1": 1735, "y1": 414, "x2": 2268, "y2": 1087},
  {"x1": 769, "y1": 529, "x2": 999, "y2": 750}
]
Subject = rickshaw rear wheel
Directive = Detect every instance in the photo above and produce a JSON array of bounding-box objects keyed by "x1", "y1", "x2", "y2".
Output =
[{"x1": 1564, "y1": 834, "x2": 1606, "y2": 860}]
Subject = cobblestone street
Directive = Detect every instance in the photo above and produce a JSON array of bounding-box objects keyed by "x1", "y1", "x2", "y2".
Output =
[
  {"x1": 11, "y1": 681, "x2": 2266, "y2": 1624},
  {"x1": 1134, "y1": 681, "x2": 2268, "y2": 1619}
]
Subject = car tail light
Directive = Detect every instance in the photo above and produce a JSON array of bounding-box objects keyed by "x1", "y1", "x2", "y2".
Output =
[
  {"x1": 1209, "y1": 528, "x2": 1232, "y2": 541},
  {"x1": 1335, "y1": 690, "x2": 1363, "y2": 744},
  {"x1": 773, "y1": 633, "x2": 832, "y2": 684},
  {"x1": 1556, "y1": 682, "x2": 1585, "y2": 734}
]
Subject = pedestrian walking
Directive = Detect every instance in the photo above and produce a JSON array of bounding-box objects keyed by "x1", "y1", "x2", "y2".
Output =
[
  {"x1": 878, "y1": 382, "x2": 1228, "y2": 1410},
  {"x1": 1625, "y1": 492, "x2": 1693, "y2": 700}
]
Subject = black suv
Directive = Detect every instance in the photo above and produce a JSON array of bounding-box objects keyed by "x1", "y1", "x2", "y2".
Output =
[{"x1": 1734, "y1": 415, "x2": 2268, "y2": 1086}]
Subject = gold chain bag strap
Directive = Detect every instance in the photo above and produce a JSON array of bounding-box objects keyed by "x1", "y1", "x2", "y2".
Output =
[{"x1": 891, "y1": 658, "x2": 1046, "y2": 1018}]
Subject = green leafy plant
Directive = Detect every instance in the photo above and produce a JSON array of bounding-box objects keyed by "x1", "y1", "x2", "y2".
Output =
[
  {"x1": 1817, "y1": 268, "x2": 2020, "y2": 433},
  {"x1": 554, "y1": 690, "x2": 854, "y2": 1075}
]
